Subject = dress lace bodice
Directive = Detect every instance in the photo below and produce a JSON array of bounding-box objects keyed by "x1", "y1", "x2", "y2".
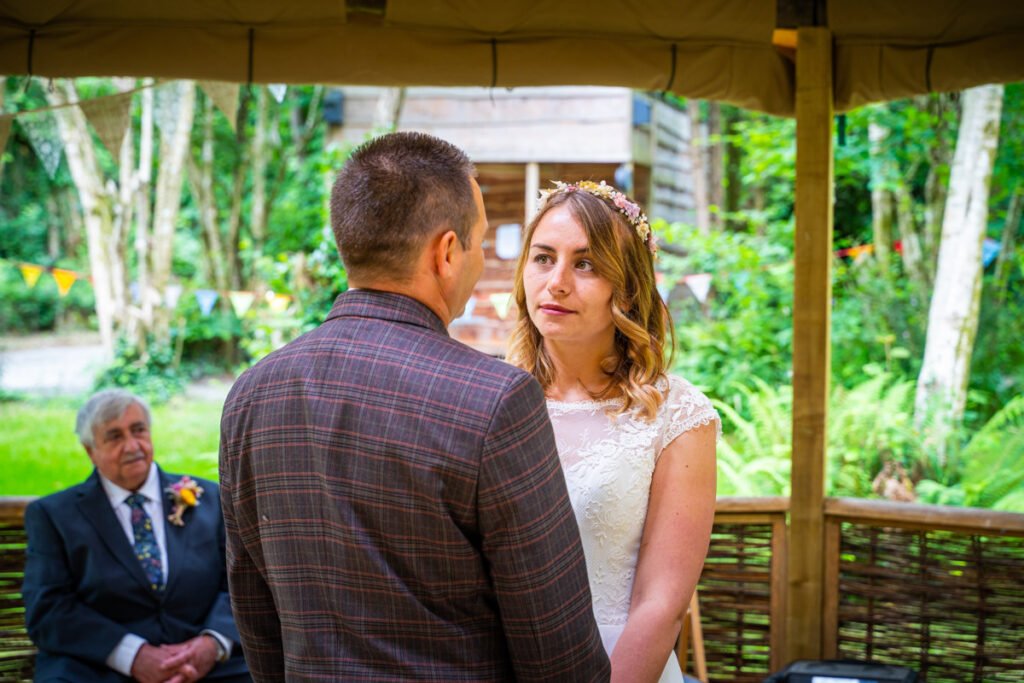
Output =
[{"x1": 548, "y1": 374, "x2": 720, "y2": 627}]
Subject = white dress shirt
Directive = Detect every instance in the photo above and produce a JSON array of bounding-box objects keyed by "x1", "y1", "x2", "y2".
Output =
[{"x1": 97, "y1": 465, "x2": 231, "y2": 675}]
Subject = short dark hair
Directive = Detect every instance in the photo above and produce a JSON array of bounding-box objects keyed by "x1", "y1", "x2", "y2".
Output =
[{"x1": 330, "y1": 131, "x2": 478, "y2": 281}]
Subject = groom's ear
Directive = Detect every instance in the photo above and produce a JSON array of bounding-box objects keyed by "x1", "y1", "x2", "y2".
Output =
[{"x1": 432, "y1": 228, "x2": 460, "y2": 280}]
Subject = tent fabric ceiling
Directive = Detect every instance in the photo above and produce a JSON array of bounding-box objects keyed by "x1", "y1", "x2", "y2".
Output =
[{"x1": 0, "y1": 0, "x2": 1021, "y2": 116}]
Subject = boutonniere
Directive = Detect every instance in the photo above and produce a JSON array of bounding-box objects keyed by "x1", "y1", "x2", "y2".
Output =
[{"x1": 165, "y1": 476, "x2": 204, "y2": 527}]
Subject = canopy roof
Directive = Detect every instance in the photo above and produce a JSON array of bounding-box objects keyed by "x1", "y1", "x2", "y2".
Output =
[{"x1": 1, "y1": 1, "x2": 1022, "y2": 116}]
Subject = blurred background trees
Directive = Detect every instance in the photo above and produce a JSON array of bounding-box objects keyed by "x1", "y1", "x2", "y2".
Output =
[{"x1": 2, "y1": 77, "x2": 1021, "y2": 508}]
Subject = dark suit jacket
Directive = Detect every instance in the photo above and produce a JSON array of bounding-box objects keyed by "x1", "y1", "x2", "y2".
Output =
[
  {"x1": 220, "y1": 289, "x2": 609, "y2": 682},
  {"x1": 23, "y1": 467, "x2": 248, "y2": 682}
]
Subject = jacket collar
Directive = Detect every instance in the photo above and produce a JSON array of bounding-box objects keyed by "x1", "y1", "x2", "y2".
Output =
[{"x1": 324, "y1": 289, "x2": 448, "y2": 336}]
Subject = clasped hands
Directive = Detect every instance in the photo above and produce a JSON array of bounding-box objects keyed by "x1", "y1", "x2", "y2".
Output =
[{"x1": 130, "y1": 635, "x2": 219, "y2": 683}]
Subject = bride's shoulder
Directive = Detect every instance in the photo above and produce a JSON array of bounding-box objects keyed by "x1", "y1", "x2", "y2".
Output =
[
  {"x1": 660, "y1": 374, "x2": 713, "y2": 406},
  {"x1": 656, "y1": 374, "x2": 720, "y2": 437}
]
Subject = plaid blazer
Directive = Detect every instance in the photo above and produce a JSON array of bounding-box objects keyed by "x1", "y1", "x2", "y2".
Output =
[{"x1": 220, "y1": 289, "x2": 609, "y2": 682}]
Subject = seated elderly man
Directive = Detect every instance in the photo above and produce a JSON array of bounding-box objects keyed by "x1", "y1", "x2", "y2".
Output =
[{"x1": 23, "y1": 389, "x2": 249, "y2": 682}]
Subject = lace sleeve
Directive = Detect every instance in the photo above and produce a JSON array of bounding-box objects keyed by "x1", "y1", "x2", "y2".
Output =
[{"x1": 656, "y1": 375, "x2": 721, "y2": 461}]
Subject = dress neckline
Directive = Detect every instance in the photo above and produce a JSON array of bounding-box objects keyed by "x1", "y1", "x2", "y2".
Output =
[{"x1": 545, "y1": 396, "x2": 623, "y2": 410}]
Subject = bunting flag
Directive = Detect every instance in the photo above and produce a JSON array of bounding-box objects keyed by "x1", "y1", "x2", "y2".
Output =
[
  {"x1": 982, "y1": 237, "x2": 1001, "y2": 268},
  {"x1": 265, "y1": 291, "x2": 292, "y2": 314},
  {"x1": 165, "y1": 283, "x2": 183, "y2": 309},
  {"x1": 229, "y1": 290, "x2": 255, "y2": 317},
  {"x1": 19, "y1": 263, "x2": 44, "y2": 288},
  {"x1": 268, "y1": 84, "x2": 288, "y2": 103},
  {"x1": 51, "y1": 268, "x2": 78, "y2": 297},
  {"x1": 489, "y1": 292, "x2": 512, "y2": 320},
  {"x1": 835, "y1": 244, "x2": 875, "y2": 259},
  {"x1": 0, "y1": 115, "x2": 12, "y2": 157},
  {"x1": 79, "y1": 91, "x2": 134, "y2": 160},
  {"x1": 655, "y1": 271, "x2": 670, "y2": 303},
  {"x1": 194, "y1": 289, "x2": 219, "y2": 316},
  {"x1": 683, "y1": 273, "x2": 713, "y2": 304},
  {"x1": 199, "y1": 81, "x2": 240, "y2": 132},
  {"x1": 19, "y1": 111, "x2": 64, "y2": 179}
]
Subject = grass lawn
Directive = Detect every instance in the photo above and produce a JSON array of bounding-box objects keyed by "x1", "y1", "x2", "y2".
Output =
[{"x1": 0, "y1": 396, "x2": 224, "y2": 496}]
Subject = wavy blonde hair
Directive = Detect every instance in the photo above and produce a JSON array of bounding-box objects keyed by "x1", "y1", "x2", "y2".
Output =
[{"x1": 507, "y1": 187, "x2": 674, "y2": 419}]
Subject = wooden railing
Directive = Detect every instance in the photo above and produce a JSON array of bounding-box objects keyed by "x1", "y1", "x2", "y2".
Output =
[{"x1": 3, "y1": 496, "x2": 1023, "y2": 683}]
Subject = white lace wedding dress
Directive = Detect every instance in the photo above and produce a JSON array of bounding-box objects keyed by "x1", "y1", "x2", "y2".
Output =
[{"x1": 547, "y1": 375, "x2": 720, "y2": 682}]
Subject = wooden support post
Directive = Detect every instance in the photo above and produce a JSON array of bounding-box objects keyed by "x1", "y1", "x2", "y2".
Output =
[{"x1": 786, "y1": 26, "x2": 834, "y2": 663}]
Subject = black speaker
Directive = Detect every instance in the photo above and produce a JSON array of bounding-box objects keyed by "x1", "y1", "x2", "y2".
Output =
[
  {"x1": 324, "y1": 89, "x2": 345, "y2": 125},
  {"x1": 763, "y1": 660, "x2": 918, "y2": 683}
]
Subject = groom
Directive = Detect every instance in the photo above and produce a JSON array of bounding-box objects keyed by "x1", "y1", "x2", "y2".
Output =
[{"x1": 219, "y1": 132, "x2": 609, "y2": 681}]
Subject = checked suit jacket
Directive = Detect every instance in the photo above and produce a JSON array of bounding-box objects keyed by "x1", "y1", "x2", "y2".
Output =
[
  {"x1": 219, "y1": 289, "x2": 610, "y2": 682},
  {"x1": 22, "y1": 467, "x2": 249, "y2": 682}
]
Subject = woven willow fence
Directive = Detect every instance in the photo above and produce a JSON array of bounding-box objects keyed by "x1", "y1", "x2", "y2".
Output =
[
  {"x1": 0, "y1": 499, "x2": 32, "y2": 683},
  {"x1": 697, "y1": 497, "x2": 788, "y2": 682},
  {"x1": 823, "y1": 498, "x2": 1024, "y2": 683}
]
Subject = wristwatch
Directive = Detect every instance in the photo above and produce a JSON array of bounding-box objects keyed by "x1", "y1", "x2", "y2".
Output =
[{"x1": 201, "y1": 632, "x2": 230, "y2": 663}]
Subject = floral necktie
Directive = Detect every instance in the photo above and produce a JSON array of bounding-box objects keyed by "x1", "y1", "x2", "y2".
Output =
[{"x1": 126, "y1": 493, "x2": 164, "y2": 591}]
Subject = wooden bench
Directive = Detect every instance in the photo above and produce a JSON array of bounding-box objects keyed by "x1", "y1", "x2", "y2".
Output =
[{"x1": 0, "y1": 497, "x2": 34, "y2": 683}]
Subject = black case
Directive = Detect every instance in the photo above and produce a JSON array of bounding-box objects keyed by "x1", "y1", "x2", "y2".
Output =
[{"x1": 763, "y1": 660, "x2": 918, "y2": 683}]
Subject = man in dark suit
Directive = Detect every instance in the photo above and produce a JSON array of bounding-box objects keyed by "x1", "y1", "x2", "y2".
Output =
[
  {"x1": 219, "y1": 132, "x2": 609, "y2": 681},
  {"x1": 23, "y1": 389, "x2": 250, "y2": 682}
]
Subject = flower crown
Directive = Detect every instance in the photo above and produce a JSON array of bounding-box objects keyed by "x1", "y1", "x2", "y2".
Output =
[{"x1": 539, "y1": 180, "x2": 656, "y2": 255}]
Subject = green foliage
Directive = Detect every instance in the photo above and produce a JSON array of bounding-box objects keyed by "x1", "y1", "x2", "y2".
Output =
[
  {"x1": 916, "y1": 395, "x2": 1024, "y2": 511},
  {"x1": 712, "y1": 379, "x2": 791, "y2": 496},
  {"x1": 92, "y1": 337, "x2": 187, "y2": 405},
  {"x1": 662, "y1": 221, "x2": 794, "y2": 400},
  {"x1": 712, "y1": 372, "x2": 920, "y2": 498}
]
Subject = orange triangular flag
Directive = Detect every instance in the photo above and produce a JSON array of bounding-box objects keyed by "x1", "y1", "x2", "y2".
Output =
[
  {"x1": 52, "y1": 268, "x2": 78, "y2": 297},
  {"x1": 19, "y1": 263, "x2": 44, "y2": 288}
]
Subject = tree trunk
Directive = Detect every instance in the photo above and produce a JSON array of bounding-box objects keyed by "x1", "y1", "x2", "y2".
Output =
[
  {"x1": 188, "y1": 96, "x2": 230, "y2": 297},
  {"x1": 994, "y1": 187, "x2": 1021, "y2": 308},
  {"x1": 706, "y1": 101, "x2": 723, "y2": 230},
  {"x1": 914, "y1": 84, "x2": 1004, "y2": 449},
  {"x1": 868, "y1": 119, "x2": 894, "y2": 273},
  {"x1": 251, "y1": 85, "x2": 268, "y2": 255},
  {"x1": 723, "y1": 106, "x2": 742, "y2": 230},
  {"x1": 47, "y1": 81, "x2": 119, "y2": 359},
  {"x1": 373, "y1": 87, "x2": 406, "y2": 132},
  {"x1": 687, "y1": 99, "x2": 711, "y2": 234},
  {"x1": 133, "y1": 81, "x2": 154, "y2": 349},
  {"x1": 150, "y1": 81, "x2": 195, "y2": 341}
]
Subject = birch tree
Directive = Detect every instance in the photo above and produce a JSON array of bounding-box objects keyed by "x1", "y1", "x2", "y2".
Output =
[
  {"x1": 915, "y1": 84, "x2": 1004, "y2": 447},
  {"x1": 47, "y1": 79, "x2": 194, "y2": 359}
]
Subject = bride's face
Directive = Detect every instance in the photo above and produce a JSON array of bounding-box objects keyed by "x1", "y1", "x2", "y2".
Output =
[{"x1": 523, "y1": 205, "x2": 615, "y2": 350}]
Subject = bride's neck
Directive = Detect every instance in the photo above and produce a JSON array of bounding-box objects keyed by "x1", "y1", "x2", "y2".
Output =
[{"x1": 543, "y1": 339, "x2": 616, "y2": 402}]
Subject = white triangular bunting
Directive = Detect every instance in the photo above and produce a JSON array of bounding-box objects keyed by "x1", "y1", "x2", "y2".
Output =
[
  {"x1": 79, "y1": 91, "x2": 134, "y2": 160},
  {"x1": 199, "y1": 81, "x2": 239, "y2": 132},
  {"x1": 268, "y1": 83, "x2": 287, "y2": 103},
  {"x1": 684, "y1": 273, "x2": 713, "y2": 304},
  {"x1": 0, "y1": 115, "x2": 12, "y2": 156},
  {"x1": 19, "y1": 111, "x2": 64, "y2": 179}
]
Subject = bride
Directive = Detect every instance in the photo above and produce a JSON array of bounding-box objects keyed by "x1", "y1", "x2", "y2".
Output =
[{"x1": 508, "y1": 181, "x2": 719, "y2": 682}]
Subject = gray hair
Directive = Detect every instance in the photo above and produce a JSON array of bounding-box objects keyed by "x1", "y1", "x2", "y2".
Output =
[{"x1": 76, "y1": 389, "x2": 151, "y2": 448}]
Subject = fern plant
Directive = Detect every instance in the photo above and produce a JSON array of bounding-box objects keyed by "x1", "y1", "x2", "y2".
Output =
[
  {"x1": 916, "y1": 394, "x2": 1024, "y2": 511},
  {"x1": 712, "y1": 371, "x2": 920, "y2": 498}
]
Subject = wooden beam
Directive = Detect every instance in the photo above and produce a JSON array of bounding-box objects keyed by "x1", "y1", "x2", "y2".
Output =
[
  {"x1": 786, "y1": 26, "x2": 833, "y2": 663},
  {"x1": 825, "y1": 497, "x2": 1024, "y2": 535}
]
